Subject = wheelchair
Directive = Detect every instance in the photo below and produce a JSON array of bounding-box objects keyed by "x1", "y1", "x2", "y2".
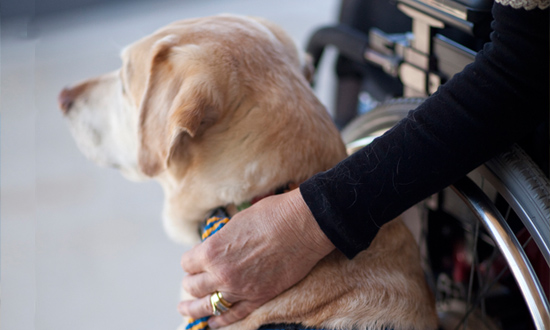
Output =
[{"x1": 306, "y1": 0, "x2": 550, "y2": 329}]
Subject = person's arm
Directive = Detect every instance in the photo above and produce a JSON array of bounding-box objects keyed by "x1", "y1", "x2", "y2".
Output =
[
  {"x1": 301, "y1": 2, "x2": 549, "y2": 259},
  {"x1": 179, "y1": 2, "x2": 549, "y2": 328}
]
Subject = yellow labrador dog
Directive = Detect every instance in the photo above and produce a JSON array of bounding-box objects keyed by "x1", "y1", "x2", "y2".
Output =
[{"x1": 59, "y1": 14, "x2": 437, "y2": 330}]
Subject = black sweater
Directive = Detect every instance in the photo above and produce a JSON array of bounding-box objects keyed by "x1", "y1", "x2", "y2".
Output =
[{"x1": 300, "y1": 1, "x2": 549, "y2": 259}]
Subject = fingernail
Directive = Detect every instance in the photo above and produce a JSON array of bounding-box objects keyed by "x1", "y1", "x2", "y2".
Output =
[{"x1": 208, "y1": 319, "x2": 219, "y2": 329}]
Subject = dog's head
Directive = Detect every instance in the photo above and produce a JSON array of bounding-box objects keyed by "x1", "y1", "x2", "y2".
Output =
[{"x1": 59, "y1": 15, "x2": 345, "y2": 243}]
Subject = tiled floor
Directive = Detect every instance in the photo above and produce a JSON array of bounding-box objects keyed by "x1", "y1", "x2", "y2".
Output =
[{"x1": 1, "y1": 1, "x2": 339, "y2": 329}]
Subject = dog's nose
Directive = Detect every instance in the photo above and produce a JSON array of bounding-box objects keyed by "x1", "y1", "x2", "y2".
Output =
[{"x1": 58, "y1": 87, "x2": 75, "y2": 114}]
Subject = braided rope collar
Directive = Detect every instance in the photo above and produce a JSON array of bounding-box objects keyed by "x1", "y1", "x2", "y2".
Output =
[{"x1": 186, "y1": 208, "x2": 231, "y2": 330}]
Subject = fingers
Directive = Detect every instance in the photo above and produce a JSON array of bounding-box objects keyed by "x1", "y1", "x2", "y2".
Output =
[
  {"x1": 178, "y1": 293, "x2": 240, "y2": 320},
  {"x1": 208, "y1": 300, "x2": 258, "y2": 329},
  {"x1": 181, "y1": 244, "x2": 206, "y2": 275},
  {"x1": 178, "y1": 191, "x2": 327, "y2": 328},
  {"x1": 178, "y1": 295, "x2": 213, "y2": 319},
  {"x1": 181, "y1": 272, "x2": 217, "y2": 298}
]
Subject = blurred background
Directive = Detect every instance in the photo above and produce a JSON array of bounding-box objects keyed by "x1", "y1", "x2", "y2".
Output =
[{"x1": 1, "y1": 1, "x2": 339, "y2": 329}]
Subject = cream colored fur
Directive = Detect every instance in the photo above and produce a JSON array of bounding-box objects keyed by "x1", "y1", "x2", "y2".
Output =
[{"x1": 60, "y1": 14, "x2": 437, "y2": 330}]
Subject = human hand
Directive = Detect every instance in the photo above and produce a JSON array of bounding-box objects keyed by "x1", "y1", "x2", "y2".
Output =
[{"x1": 178, "y1": 188, "x2": 335, "y2": 328}]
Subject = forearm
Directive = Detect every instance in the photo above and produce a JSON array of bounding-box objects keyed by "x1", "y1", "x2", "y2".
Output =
[{"x1": 301, "y1": 2, "x2": 549, "y2": 259}]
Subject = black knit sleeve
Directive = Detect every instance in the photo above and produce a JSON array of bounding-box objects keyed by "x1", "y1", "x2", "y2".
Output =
[{"x1": 300, "y1": 3, "x2": 549, "y2": 259}]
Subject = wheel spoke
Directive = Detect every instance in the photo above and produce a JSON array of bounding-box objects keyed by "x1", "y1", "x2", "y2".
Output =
[
  {"x1": 464, "y1": 220, "x2": 480, "y2": 329},
  {"x1": 452, "y1": 232, "x2": 535, "y2": 329}
]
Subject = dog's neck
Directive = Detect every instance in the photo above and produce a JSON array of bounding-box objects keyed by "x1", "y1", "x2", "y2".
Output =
[
  {"x1": 198, "y1": 182, "x2": 299, "y2": 239},
  {"x1": 224, "y1": 182, "x2": 299, "y2": 217}
]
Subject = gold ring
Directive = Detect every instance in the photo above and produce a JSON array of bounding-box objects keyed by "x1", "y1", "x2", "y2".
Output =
[
  {"x1": 217, "y1": 292, "x2": 233, "y2": 308},
  {"x1": 210, "y1": 291, "x2": 233, "y2": 316}
]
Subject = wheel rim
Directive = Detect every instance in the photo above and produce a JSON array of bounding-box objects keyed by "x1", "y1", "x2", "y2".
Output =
[
  {"x1": 451, "y1": 177, "x2": 550, "y2": 330},
  {"x1": 342, "y1": 98, "x2": 550, "y2": 330}
]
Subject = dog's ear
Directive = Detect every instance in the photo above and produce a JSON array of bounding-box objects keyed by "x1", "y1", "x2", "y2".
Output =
[{"x1": 137, "y1": 36, "x2": 222, "y2": 176}]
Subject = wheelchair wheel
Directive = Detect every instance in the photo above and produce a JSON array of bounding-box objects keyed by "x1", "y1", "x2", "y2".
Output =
[{"x1": 341, "y1": 98, "x2": 550, "y2": 330}]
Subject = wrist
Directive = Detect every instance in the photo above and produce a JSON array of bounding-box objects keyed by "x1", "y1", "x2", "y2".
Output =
[{"x1": 284, "y1": 189, "x2": 335, "y2": 259}]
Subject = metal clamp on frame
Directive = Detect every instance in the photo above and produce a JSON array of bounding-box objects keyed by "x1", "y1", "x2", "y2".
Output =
[{"x1": 397, "y1": 2, "x2": 444, "y2": 96}]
